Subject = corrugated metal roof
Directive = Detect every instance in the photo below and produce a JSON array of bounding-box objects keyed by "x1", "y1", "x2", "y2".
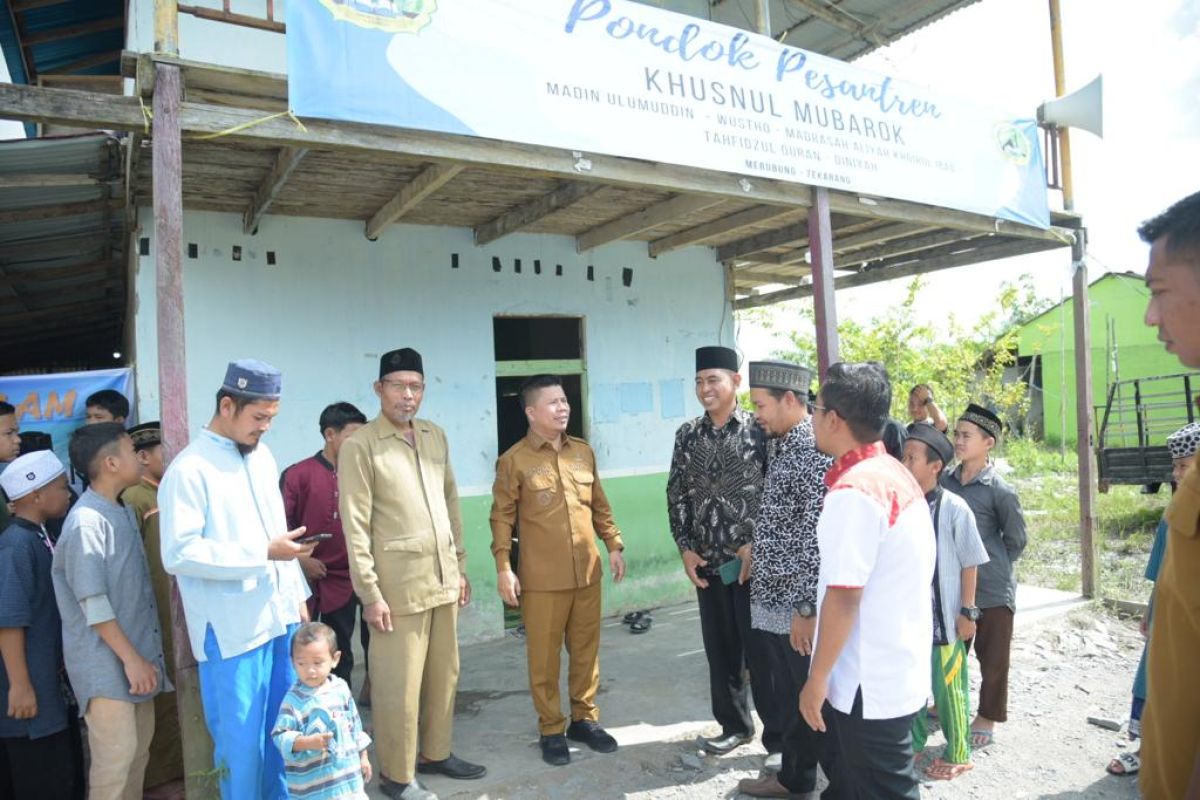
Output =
[
  {"x1": 0, "y1": 0, "x2": 123, "y2": 81},
  {"x1": 652, "y1": 0, "x2": 983, "y2": 62},
  {"x1": 0, "y1": 133, "x2": 127, "y2": 373}
]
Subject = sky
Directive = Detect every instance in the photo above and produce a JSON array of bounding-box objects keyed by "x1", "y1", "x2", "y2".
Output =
[{"x1": 737, "y1": 0, "x2": 1200, "y2": 359}]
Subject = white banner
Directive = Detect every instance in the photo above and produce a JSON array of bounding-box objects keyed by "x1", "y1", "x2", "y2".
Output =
[{"x1": 288, "y1": 0, "x2": 1050, "y2": 228}]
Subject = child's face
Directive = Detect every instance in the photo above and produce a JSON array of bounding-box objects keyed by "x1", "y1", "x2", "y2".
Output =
[
  {"x1": 293, "y1": 640, "x2": 340, "y2": 688},
  {"x1": 109, "y1": 435, "x2": 142, "y2": 488},
  {"x1": 85, "y1": 406, "x2": 120, "y2": 424},
  {"x1": 1173, "y1": 454, "x2": 1196, "y2": 484},
  {"x1": 0, "y1": 414, "x2": 19, "y2": 462},
  {"x1": 37, "y1": 474, "x2": 72, "y2": 518},
  {"x1": 137, "y1": 445, "x2": 166, "y2": 482},
  {"x1": 953, "y1": 421, "x2": 993, "y2": 463}
]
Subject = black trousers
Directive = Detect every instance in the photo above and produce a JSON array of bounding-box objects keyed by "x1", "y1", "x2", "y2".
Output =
[
  {"x1": 318, "y1": 596, "x2": 360, "y2": 686},
  {"x1": 826, "y1": 690, "x2": 919, "y2": 800},
  {"x1": 0, "y1": 719, "x2": 85, "y2": 800},
  {"x1": 695, "y1": 576, "x2": 783, "y2": 752},
  {"x1": 764, "y1": 632, "x2": 843, "y2": 796}
]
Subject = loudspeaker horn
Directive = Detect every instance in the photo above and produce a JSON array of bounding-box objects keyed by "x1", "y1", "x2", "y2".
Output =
[{"x1": 1037, "y1": 74, "x2": 1103, "y2": 138}]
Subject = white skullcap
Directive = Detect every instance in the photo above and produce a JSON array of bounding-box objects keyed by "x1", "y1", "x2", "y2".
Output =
[{"x1": 0, "y1": 450, "x2": 66, "y2": 501}]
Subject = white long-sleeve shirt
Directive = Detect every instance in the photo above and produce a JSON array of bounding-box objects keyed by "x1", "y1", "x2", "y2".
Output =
[{"x1": 159, "y1": 428, "x2": 309, "y2": 661}]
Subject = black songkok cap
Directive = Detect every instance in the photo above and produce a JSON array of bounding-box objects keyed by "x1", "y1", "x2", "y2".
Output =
[
  {"x1": 695, "y1": 346, "x2": 739, "y2": 373},
  {"x1": 379, "y1": 348, "x2": 424, "y2": 379},
  {"x1": 960, "y1": 403, "x2": 1002, "y2": 440},
  {"x1": 906, "y1": 422, "x2": 954, "y2": 466},
  {"x1": 128, "y1": 421, "x2": 162, "y2": 452}
]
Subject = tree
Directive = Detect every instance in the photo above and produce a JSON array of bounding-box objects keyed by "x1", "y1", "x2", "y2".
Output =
[{"x1": 744, "y1": 275, "x2": 1049, "y2": 428}]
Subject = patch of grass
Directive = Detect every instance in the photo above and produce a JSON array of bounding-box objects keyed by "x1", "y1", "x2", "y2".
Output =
[{"x1": 1006, "y1": 441, "x2": 1166, "y2": 604}]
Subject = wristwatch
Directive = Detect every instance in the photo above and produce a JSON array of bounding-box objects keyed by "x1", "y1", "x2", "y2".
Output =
[
  {"x1": 793, "y1": 600, "x2": 817, "y2": 619},
  {"x1": 960, "y1": 606, "x2": 982, "y2": 622}
]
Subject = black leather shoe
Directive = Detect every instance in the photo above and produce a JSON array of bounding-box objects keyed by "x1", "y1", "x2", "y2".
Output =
[
  {"x1": 379, "y1": 777, "x2": 438, "y2": 800},
  {"x1": 540, "y1": 734, "x2": 571, "y2": 766},
  {"x1": 566, "y1": 719, "x2": 618, "y2": 753},
  {"x1": 701, "y1": 731, "x2": 753, "y2": 754},
  {"x1": 415, "y1": 753, "x2": 487, "y2": 780}
]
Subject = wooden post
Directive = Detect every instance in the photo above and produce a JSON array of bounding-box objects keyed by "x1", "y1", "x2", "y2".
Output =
[
  {"x1": 808, "y1": 186, "x2": 840, "y2": 377},
  {"x1": 153, "y1": 62, "x2": 215, "y2": 795},
  {"x1": 155, "y1": 0, "x2": 180, "y2": 56},
  {"x1": 1049, "y1": 0, "x2": 1097, "y2": 597}
]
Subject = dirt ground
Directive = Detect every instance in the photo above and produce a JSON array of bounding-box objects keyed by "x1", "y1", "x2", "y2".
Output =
[{"x1": 360, "y1": 591, "x2": 1146, "y2": 800}]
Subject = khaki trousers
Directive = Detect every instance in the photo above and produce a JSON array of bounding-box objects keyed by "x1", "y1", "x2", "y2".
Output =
[
  {"x1": 370, "y1": 602, "x2": 459, "y2": 784},
  {"x1": 520, "y1": 581, "x2": 602, "y2": 736},
  {"x1": 83, "y1": 697, "x2": 155, "y2": 800}
]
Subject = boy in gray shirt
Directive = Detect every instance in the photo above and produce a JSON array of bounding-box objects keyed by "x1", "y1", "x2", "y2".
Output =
[{"x1": 52, "y1": 422, "x2": 170, "y2": 800}]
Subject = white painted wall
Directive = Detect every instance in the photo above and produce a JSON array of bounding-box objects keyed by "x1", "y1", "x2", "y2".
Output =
[{"x1": 133, "y1": 209, "x2": 731, "y2": 491}]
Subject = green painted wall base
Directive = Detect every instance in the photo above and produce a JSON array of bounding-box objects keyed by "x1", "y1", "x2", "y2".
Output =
[{"x1": 455, "y1": 471, "x2": 694, "y2": 642}]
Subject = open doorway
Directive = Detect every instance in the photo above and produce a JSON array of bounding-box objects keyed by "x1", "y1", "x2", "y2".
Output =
[{"x1": 493, "y1": 315, "x2": 586, "y2": 629}]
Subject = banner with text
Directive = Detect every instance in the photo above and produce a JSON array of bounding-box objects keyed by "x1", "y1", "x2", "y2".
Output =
[
  {"x1": 288, "y1": 0, "x2": 1050, "y2": 228},
  {"x1": 0, "y1": 368, "x2": 133, "y2": 466}
]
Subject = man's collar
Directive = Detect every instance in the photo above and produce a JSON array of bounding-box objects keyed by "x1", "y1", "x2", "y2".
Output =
[
  {"x1": 315, "y1": 451, "x2": 335, "y2": 472},
  {"x1": 6, "y1": 515, "x2": 42, "y2": 534},
  {"x1": 701, "y1": 407, "x2": 745, "y2": 430},
  {"x1": 200, "y1": 427, "x2": 238, "y2": 450},
  {"x1": 953, "y1": 461, "x2": 995, "y2": 486},
  {"x1": 526, "y1": 429, "x2": 568, "y2": 451},
  {"x1": 375, "y1": 415, "x2": 424, "y2": 440},
  {"x1": 825, "y1": 441, "x2": 886, "y2": 487},
  {"x1": 141, "y1": 476, "x2": 160, "y2": 489}
]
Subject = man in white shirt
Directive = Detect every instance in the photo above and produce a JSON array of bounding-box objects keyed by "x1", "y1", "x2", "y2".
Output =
[
  {"x1": 799, "y1": 362, "x2": 936, "y2": 800},
  {"x1": 159, "y1": 360, "x2": 314, "y2": 800}
]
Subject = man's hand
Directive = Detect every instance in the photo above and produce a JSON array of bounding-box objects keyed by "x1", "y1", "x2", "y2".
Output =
[
  {"x1": 363, "y1": 600, "x2": 393, "y2": 633},
  {"x1": 6, "y1": 680, "x2": 37, "y2": 719},
  {"x1": 293, "y1": 732, "x2": 333, "y2": 752},
  {"x1": 681, "y1": 550, "x2": 709, "y2": 589},
  {"x1": 799, "y1": 673, "x2": 828, "y2": 732},
  {"x1": 790, "y1": 612, "x2": 817, "y2": 656},
  {"x1": 609, "y1": 550, "x2": 626, "y2": 583},
  {"x1": 299, "y1": 556, "x2": 327, "y2": 581},
  {"x1": 124, "y1": 655, "x2": 159, "y2": 696},
  {"x1": 956, "y1": 615, "x2": 976, "y2": 641},
  {"x1": 737, "y1": 543, "x2": 752, "y2": 585},
  {"x1": 298, "y1": 601, "x2": 311, "y2": 624},
  {"x1": 360, "y1": 751, "x2": 373, "y2": 783},
  {"x1": 458, "y1": 575, "x2": 472, "y2": 608},
  {"x1": 497, "y1": 569, "x2": 521, "y2": 607},
  {"x1": 268, "y1": 527, "x2": 317, "y2": 562}
]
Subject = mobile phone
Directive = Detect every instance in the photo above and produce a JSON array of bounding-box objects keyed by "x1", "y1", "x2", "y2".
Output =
[{"x1": 296, "y1": 533, "x2": 333, "y2": 545}]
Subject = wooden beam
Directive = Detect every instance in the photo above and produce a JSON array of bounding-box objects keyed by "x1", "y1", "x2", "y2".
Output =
[
  {"x1": 365, "y1": 163, "x2": 463, "y2": 240},
  {"x1": 763, "y1": 226, "x2": 971, "y2": 268},
  {"x1": 0, "y1": 320, "x2": 121, "y2": 348},
  {"x1": 42, "y1": 49, "x2": 122, "y2": 76},
  {"x1": 0, "y1": 173, "x2": 105, "y2": 188},
  {"x1": 0, "y1": 277, "x2": 121, "y2": 307},
  {"x1": 0, "y1": 199, "x2": 119, "y2": 224},
  {"x1": 11, "y1": 0, "x2": 71, "y2": 11},
  {"x1": 23, "y1": 16, "x2": 123, "y2": 46},
  {"x1": 577, "y1": 194, "x2": 724, "y2": 252},
  {"x1": 177, "y1": 3, "x2": 285, "y2": 34},
  {"x1": 733, "y1": 265, "x2": 812, "y2": 284},
  {"x1": 809, "y1": 187, "x2": 839, "y2": 376},
  {"x1": 649, "y1": 205, "x2": 796, "y2": 258},
  {"x1": 717, "y1": 222, "x2": 808, "y2": 262},
  {"x1": 0, "y1": 233, "x2": 113, "y2": 261},
  {"x1": 156, "y1": 0, "x2": 179, "y2": 55},
  {"x1": 784, "y1": 0, "x2": 887, "y2": 45},
  {"x1": 243, "y1": 146, "x2": 308, "y2": 234},
  {"x1": 0, "y1": 82, "x2": 1082, "y2": 247},
  {"x1": 0, "y1": 259, "x2": 113, "y2": 286},
  {"x1": 475, "y1": 181, "x2": 601, "y2": 246},
  {"x1": 735, "y1": 237, "x2": 1058, "y2": 309},
  {"x1": 0, "y1": 299, "x2": 121, "y2": 325},
  {"x1": 1071, "y1": 234, "x2": 1098, "y2": 597}
]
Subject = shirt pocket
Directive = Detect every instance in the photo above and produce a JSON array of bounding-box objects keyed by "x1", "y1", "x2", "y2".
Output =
[
  {"x1": 571, "y1": 470, "x2": 595, "y2": 506},
  {"x1": 381, "y1": 538, "x2": 425, "y2": 555},
  {"x1": 523, "y1": 473, "x2": 559, "y2": 509}
]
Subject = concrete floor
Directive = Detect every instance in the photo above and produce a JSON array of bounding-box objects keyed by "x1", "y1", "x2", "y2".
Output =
[{"x1": 353, "y1": 584, "x2": 1086, "y2": 799}]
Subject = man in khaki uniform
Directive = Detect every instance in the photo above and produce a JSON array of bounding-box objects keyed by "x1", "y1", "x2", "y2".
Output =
[
  {"x1": 339, "y1": 348, "x2": 486, "y2": 800},
  {"x1": 490, "y1": 374, "x2": 626, "y2": 767}
]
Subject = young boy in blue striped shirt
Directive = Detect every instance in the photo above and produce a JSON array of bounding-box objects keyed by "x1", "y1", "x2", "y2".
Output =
[{"x1": 272, "y1": 622, "x2": 372, "y2": 799}]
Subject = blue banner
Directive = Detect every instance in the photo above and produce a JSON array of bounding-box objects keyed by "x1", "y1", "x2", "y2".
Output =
[
  {"x1": 0, "y1": 368, "x2": 134, "y2": 465},
  {"x1": 287, "y1": 0, "x2": 1050, "y2": 228}
]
